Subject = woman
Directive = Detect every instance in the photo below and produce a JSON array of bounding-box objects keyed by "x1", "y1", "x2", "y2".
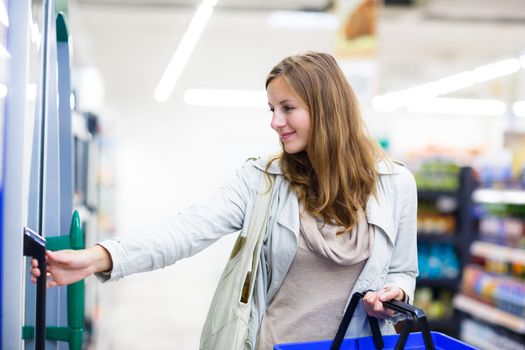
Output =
[{"x1": 32, "y1": 51, "x2": 418, "y2": 349}]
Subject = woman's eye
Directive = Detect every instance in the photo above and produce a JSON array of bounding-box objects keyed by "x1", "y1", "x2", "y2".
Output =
[{"x1": 283, "y1": 105, "x2": 294, "y2": 112}]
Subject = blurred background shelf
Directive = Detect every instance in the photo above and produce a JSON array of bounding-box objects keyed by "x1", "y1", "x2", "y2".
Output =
[
  {"x1": 417, "y1": 233, "x2": 459, "y2": 244},
  {"x1": 417, "y1": 278, "x2": 461, "y2": 291},
  {"x1": 453, "y1": 294, "x2": 525, "y2": 335},
  {"x1": 473, "y1": 188, "x2": 525, "y2": 205},
  {"x1": 427, "y1": 318, "x2": 460, "y2": 333},
  {"x1": 470, "y1": 240, "x2": 525, "y2": 265},
  {"x1": 418, "y1": 190, "x2": 459, "y2": 201}
]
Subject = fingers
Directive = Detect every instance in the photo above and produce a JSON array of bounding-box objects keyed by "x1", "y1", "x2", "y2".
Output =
[
  {"x1": 46, "y1": 250, "x2": 55, "y2": 262},
  {"x1": 378, "y1": 285, "x2": 403, "y2": 302},
  {"x1": 30, "y1": 259, "x2": 41, "y2": 285},
  {"x1": 31, "y1": 266, "x2": 41, "y2": 277},
  {"x1": 363, "y1": 291, "x2": 382, "y2": 319},
  {"x1": 46, "y1": 273, "x2": 58, "y2": 288},
  {"x1": 362, "y1": 290, "x2": 396, "y2": 319},
  {"x1": 30, "y1": 251, "x2": 67, "y2": 288}
]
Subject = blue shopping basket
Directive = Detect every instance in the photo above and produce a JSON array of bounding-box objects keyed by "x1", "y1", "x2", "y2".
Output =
[{"x1": 274, "y1": 292, "x2": 478, "y2": 350}]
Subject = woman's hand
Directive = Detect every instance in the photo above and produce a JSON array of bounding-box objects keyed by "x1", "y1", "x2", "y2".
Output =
[
  {"x1": 30, "y1": 245, "x2": 112, "y2": 288},
  {"x1": 362, "y1": 286, "x2": 406, "y2": 319}
]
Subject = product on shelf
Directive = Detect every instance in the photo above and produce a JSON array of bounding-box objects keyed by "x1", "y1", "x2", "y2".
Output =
[
  {"x1": 474, "y1": 202, "x2": 525, "y2": 249},
  {"x1": 417, "y1": 201, "x2": 457, "y2": 235},
  {"x1": 408, "y1": 157, "x2": 477, "y2": 340},
  {"x1": 414, "y1": 159, "x2": 461, "y2": 191},
  {"x1": 418, "y1": 242, "x2": 460, "y2": 279},
  {"x1": 461, "y1": 265, "x2": 525, "y2": 318},
  {"x1": 418, "y1": 212, "x2": 456, "y2": 235},
  {"x1": 414, "y1": 287, "x2": 453, "y2": 321},
  {"x1": 460, "y1": 318, "x2": 525, "y2": 350},
  {"x1": 470, "y1": 241, "x2": 525, "y2": 283},
  {"x1": 472, "y1": 148, "x2": 517, "y2": 189}
]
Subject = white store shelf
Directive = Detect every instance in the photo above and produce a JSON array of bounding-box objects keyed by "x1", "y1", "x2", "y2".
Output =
[
  {"x1": 470, "y1": 240, "x2": 525, "y2": 265},
  {"x1": 460, "y1": 334, "x2": 499, "y2": 350},
  {"x1": 453, "y1": 294, "x2": 525, "y2": 335},
  {"x1": 473, "y1": 188, "x2": 525, "y2": 204}
]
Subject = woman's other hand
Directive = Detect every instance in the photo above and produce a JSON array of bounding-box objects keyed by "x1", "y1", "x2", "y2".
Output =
[
  {"x1": 362, "y1": 286, "x2": 406, "y2": 319},
  {"x1": 30, "y1": 245, "x2": 112, "y2": 288}
]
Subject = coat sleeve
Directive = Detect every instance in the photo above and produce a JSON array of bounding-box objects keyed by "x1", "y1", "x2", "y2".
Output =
[
  {"x1": 383, "y1": 167, "x2": 418, "y2": 303},
  {"x1": 96, "y1": 162, "x2": 261, "y2": 282}
]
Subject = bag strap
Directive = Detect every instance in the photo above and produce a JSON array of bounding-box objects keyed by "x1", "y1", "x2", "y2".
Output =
[
  {"x1": 240, "y1": 175, "x2": 273, "y2": 256},
  {"x1": 330, "y1": 292, "x2": 436, "y2": 350},
  {"x1": 242, "y1": 175, "x2": 274, "y2": 301}
]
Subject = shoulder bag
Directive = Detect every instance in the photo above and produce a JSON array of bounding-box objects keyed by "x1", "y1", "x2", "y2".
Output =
[{"x1": 200, "y1": 175, "x2": 274, "y2": 350}]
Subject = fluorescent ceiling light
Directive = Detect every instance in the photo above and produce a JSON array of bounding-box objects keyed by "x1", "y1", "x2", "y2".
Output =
[
  {"x1": 372, "y1": 95, "x2": 399, "y2": 112},
  {"x1": 372, "y1": 82, "x2": 440, "y2": 112},
  {"x1": 436, "y1": 71, "x2": 475, "y2": 94},
  {"x1": 373, "y1": 56, "x2": 523, "y2": 113},
  {"x1": 513, "y1": 101, "x2": 525, "y2": 117},
  {"x1": 267, "y1": 11, "x2": 338, "y2": 29},
  {"x1": 0, "y1": 83, "x2": 7, "y2": 99},
  {"x1": 406, "y1": 98, "x2": 506, "y2": 116},
  {"x1": 0, "y1": 1, "x2": 8, "y2": 27},
  {"x1": 472, "y1": 58, "x2": 520, "y2": 82},
  {"x1": 154, "y1": 0, "x2": 217, "y2": 103},
  {"x1": 184, "y1": 89, "x2": 267, "y2": 108}
]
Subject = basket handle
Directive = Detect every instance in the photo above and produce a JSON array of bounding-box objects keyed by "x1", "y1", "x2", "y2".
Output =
[
  {"x1": 382, "y1": 299, "x2": 435, "y2": 350},
  {"x1": 330, "y1": 291, "x2": 435, "y2": 350}
]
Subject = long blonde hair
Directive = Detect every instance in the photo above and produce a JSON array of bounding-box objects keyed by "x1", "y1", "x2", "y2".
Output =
[{"x1": 266, "y1": 51, "x2": 384, "y2": 232}]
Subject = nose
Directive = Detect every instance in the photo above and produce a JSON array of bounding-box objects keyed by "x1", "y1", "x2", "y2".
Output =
[{"x1": 271, "y1": 110, "x2": 286, "y2": 131}]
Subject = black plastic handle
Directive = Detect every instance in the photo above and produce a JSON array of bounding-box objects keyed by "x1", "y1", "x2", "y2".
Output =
[
  {"x1": 382, "y1": 299, "x2": 435, "y2": 350},
  {"x1": 330, "y1": 291, "x2": 435, "y2": 350},
  {"x1": 23, "y1": 227, "x2": 47, "y2": 350}
]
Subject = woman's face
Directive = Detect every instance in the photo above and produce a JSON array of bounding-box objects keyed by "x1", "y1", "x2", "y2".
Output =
[{"x1": 267, "y1": 76, "x2": 311, "y2": 154}]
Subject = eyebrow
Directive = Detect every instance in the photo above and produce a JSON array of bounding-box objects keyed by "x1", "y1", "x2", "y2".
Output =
[{"x1": 268, "y1": 99, "x2": 295, "y2": 107}]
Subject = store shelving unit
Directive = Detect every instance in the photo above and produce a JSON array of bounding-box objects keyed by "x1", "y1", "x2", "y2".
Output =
[
  {"x1": 71, "y1": 109, "x2": 105, "y2": 348},
  {"x1": 455, "y1": 186, "x2": 525, "y2": 347},
  {"x1": 417, "y1": 278, "x2": 462, "y2": 291},
  {"x1": 470, "y1": 240, "x2": 525, "y2": 265},
  {"x1": 415, "y1": 166, "x2": 478, "y2": 338},
  {"x1": 416, "y1": 233, "x2": 459, "y2": 245},
  {"x1": 453, "y1": 294, "x2": 525, "y2": 335},
  {"x1": 472, "y1": 188, "x2": 525, "y2": 205}
]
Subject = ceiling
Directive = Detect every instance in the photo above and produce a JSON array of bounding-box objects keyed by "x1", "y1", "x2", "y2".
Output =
[
  {"x1": 69, "y1": 0, "x2": 525, "y2": 116},
  {"x1": 76, "y1": 0, "x2": 333, "y2": 11},
  {"x1": 423, "y1": 0, "x2": 525, "y2": 22},
  {"x1": 75, "y1": 0, "x2": 525, "y2": 19}
]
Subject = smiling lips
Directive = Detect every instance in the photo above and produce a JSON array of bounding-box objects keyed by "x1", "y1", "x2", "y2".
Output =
[{"x1": 280, "y1": 131, "x2": 295, "y2": 141}]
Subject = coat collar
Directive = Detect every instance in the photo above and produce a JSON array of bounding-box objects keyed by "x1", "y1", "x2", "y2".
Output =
[
  {"x1": 253, "y1": 156, "x2": 403, "y2": 176},
  {"x1": 257, "y1": 156, "x2": 401, "y2": 246}
]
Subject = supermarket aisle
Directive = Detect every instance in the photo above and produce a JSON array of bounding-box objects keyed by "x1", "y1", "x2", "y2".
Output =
[
  {"x1": 89, "y1": 104, "x2": 267, "y2": 349},
  {"x1": 74, "y1": 4, "x2": 332, "y2": 348},
  {"x1": 94, "y1": 237, "x2": 235, "y2": 349},
  {"x1": 70, "y1": 1, "x2": 525, "y2": 349}
]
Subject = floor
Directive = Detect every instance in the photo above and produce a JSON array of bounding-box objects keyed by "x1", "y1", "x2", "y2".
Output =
[{"x1": 90, "y1": 234, "x2": 236, "y2": 349}]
